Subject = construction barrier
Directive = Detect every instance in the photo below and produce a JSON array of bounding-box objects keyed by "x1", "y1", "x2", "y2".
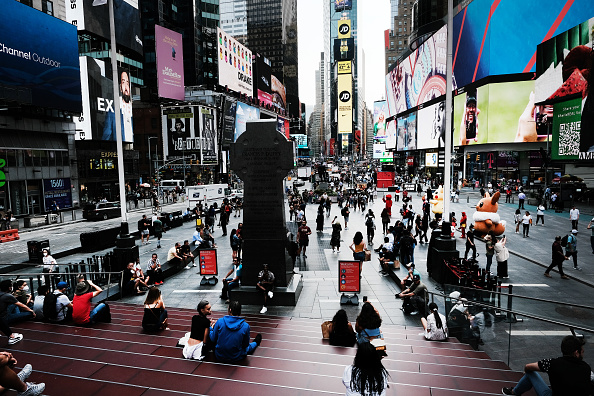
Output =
[{"x1": 0, "y1": 229, "x2": 20, "y2": 243}]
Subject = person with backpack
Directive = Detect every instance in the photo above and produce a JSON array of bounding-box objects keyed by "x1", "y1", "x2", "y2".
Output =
[
  {"x1": 44, "y1": 281, "x2": 71, "y2": 323},
  {"x1": 365, "y1": 209, "x2": 375, "y2": 245},
  {"x1": 565, "y1": 229, "x2": 580, "y2": 270}
]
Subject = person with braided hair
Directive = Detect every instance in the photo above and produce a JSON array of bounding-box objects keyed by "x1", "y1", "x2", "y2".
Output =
[
  {"x1": 420, "y1": 302, "x2": 448, "y2": 341},
  {"x1": 342, "y1": 342, "x2": 390, "y2": 396}
]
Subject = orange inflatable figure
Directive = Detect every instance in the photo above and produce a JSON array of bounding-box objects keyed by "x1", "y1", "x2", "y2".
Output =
[{"x1": 472, "y1": 191, "x2": 506, "y2": 236}]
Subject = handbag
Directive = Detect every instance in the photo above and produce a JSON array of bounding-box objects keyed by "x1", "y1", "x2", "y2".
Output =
[
  {"x1": 364, "y1": 249, "x2": 372, "y2": 262},
  {"x1": 321, "y1": 320, "x2": 333, "y2": 339}
]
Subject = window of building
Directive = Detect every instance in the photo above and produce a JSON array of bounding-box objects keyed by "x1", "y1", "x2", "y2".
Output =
[
  {"x1": 19, "y1": 0, "x2": 33, "y2": 6},
  {"x1": 42, "y1": 0, "x2": 53, "y2": 15}
]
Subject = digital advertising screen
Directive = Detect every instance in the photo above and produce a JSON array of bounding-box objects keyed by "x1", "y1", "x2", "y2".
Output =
[
  {"x1": 199, "y1": 249, "x2": 218, "y2": 276},
  {"x1": 425, "y1": 152, "x2": 438, "y2": 167},
  {"x1": 373, "y1": 100, "x2": 388, "y2": 140},
  {"x1": 385, "y1": 118, "x2": 397, "y2": 150},
  {"x1": 385, "y1": 25, "x2": 450, "y2": 117},
  {"x1": 294, "y1": 134, "x2": 308, "y2": 148},
  {"x1": 453, "y1": 85, "x2": 489, "y2": 146},
  {"x1": 417, "y1": 100, "x2": 445, "y2": 149},
  {"x1": 43, "y1": 178, "x2": 73, "y2": 211},
  {"x1": 162, "y1": 107, "x2": 195, "y2": 157},
  {"x1": 198, "y1": 107, "x2": 218, "y2": 165},
  {"x1": 552, "y1": 98, "x2": 584, "y2": 160},
  {"x1": 453, "y1": 0, "x2": 594, "y2": 89},
  {"x1": 335, "y1": 0, "x2": 352, "y2": 12},
  {"x1": 0, "y1": 0, "x2": 82, "y2": 113},
  {"x1": 234, "y1": 101, "x2": 260, "y2": 142},
  {"x1": 255, "y1": 54, "x2": 286, "y2": 111},
  {"x1": 155, "y1": 25, "x2": 185, "y2": 101},
  {"x1": 337, "y1": 73, "x2": 353, "y2": 134},
  {"x1": 373, "y1": 143, "x2": 393, "y2": 162},
  {"x1": 334, "y1": 38, "x2": 355, "y2": 61},
  {"x1": 276, "y1": 116, "x2": 290, "y2": 139},
  {"x1": 338, "y1": 19, "x2": 351, "y2": 39},
  {"x1": 396, "y1": 112, "x2": 417, "y2": 152},
  {"x1": 221, "y1": 99, "x2": 237, "y2": 147},
  {"x1": 74, "y1": 57, "x2": 133, "y2": 142},
  {"x1": 66, "y1": 0, "x2": 143, "y2": 55},
  {"x1": 217, "y1": 27, "x2": 253, "y2": 96},
  {"x1": 338, "y1": 260, "x2": 360, "y2": 293}
]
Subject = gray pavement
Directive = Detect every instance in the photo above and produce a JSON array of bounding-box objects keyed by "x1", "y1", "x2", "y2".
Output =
[{"x1": 2, "y1": 185, "x2": 594, "y2": 372}]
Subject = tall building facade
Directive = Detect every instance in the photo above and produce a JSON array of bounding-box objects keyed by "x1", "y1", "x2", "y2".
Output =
[
  {"x1": 324, "y1": 0, "x2": 358, "y2": 156},
  {"x1": 219, "y1": 0, "x2": 247, "y2": 43},
  {"x1": 246, "y1": 0, "x2": 298, "y2": 110},
  {"x1": 385, "y1": 0, "x2": 414, "y2": 73}
]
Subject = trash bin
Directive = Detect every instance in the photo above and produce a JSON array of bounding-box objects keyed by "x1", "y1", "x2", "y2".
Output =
[{"x1": 27, "y1": 240, "x2": 50, "y2": 263}]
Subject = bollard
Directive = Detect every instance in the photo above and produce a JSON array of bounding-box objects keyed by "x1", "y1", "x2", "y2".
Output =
[
  {"x1": 72, "y1": 209, "x2": 76, "y2": 221},
  {"x1": 467, "y1": 196, "x2": 469, "y2": 203},
  {"x1": 60, "y1": 212, "x2": 64, "y2": 223}
]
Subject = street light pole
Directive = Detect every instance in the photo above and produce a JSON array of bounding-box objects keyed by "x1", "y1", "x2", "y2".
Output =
[
  {"x1": 148, "y1": 136, "x2": 158, "y2": 184},
  {"x1": 443, "y1": 0, "x2": 454, "y2": 219}
]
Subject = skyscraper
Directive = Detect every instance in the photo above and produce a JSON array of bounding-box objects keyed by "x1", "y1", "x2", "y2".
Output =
[{"x1": 219, "y1": 0, "x2": 247, "y2": 43}]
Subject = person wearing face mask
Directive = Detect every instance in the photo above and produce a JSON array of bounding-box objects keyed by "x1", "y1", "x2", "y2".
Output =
[
  {"x1": 41, "y1": 250, "x2": 58, "y2": 288},
  {"x1": 12, "y1": 281, "x2": 32, "y2": 308}
]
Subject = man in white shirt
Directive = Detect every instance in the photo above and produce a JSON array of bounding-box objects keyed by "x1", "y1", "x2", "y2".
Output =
[
  {"x1": 569, "y1": 205, "x2": 580, "y2": 231},
  {"x1": 521, "y1": 211, "x2": 532, "y2": 238}
]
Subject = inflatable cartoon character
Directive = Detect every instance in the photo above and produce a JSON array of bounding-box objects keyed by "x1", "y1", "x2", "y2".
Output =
[
  {"x1": 472, "y1": 191, "x2": 506, "y2": 236},
  {"x1": 383, "y1": 194, "x2": 393, "y2": 216},
  {"x1": 430, "y1": 186, "x2": 444, "y2": 214}
]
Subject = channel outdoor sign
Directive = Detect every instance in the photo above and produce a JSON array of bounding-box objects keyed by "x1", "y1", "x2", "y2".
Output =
[
  {"x1": 155, "y1": 25, "x2": 185, "y2": 101},
  {"x1": 217, "y1": 27, "x2": 253, "y2": 97},
  {"x1": 0, "y1": 0, "x2": 82, "y2": 113}
]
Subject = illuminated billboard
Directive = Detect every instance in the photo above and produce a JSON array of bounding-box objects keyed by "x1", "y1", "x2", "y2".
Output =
[
  {"x1": 276, "y1": 116, "x2": 290, "y2": 139},
  {"x1": 385, "y1": 25, "x2": 450, "y2": 117},
  {"x1": 338, "y1": 19, "x2": 351, "y2": 39},
  {"x1": 373, "y1": 101, "x2": 388, "y2": 140},
  {"x1": 337, "y1": 73, "x2": 353, "y2": 134},
  {"x1": 453, "y1": 0, "x2": 594, "y2": 88},
  {"x1": 335, "y1": 0, "x2": 352, "y2": 11},
  {"x1": 255, "y1": 54, "x2": 286, "y2": 111},
  {"x1": 425, "y1": 152, "x2": 438, "y2": 167},
  {"x1": 294, "y1": 134, "x2": 308, "y2": 148},
  {"x1": 334, "y1": 38, "x2": 355, "y2": 61},
  {"x1": 385, "y1": 118, "x2": 397, "y2": 150},
  {"x1": 198, "y1": 107, "x2": 218, "y2": 165},
  {"x1": 551, "y1": 98, "x2": 582, "y2": 160},
  {"x1": 0, "y1": 0, "x2": 82, "y2": 113},
  {"x1": 66, "y1": 0, "x2": 142, "y2": 55},
  {"x1": 155, "y1": 25, "x2": 185, "y2": 101},
  {"x1": 234, "y1": 101, "x2": 260, "y2": 142},
  {"x1": 217, "y1": 27, "x2": 253, "y2": 96},
  {"x1": 453, "y1": 85, "x2": 489, "y2": 146},
  {"x1": 417, "y1": 100, "x2": 445, "y2": 149},
  {"x1": 337, "y1": 61, "x2": 352, "y2": 75},
  {"x1": 75, "y1": 57, "x2": 133, "y2": 142},
  {"x1": 396, "y1": 112, "x2": 417, "y2": 151}
]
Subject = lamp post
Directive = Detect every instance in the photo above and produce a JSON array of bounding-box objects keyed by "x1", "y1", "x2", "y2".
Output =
[{"x1": 148, "y1": 136, "x2": 158, "y2": 184}]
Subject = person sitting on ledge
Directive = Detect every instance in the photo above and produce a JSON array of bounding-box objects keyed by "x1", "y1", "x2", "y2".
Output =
[
  {"x1": 328, "y1": 309, "x2": 356, "y2": 347},
  {"x1": 420, "y1": 302, "x2": 448, "y2": 341},
  {"x1": 502, "y1": 335, "x2": 593, "y2": 395},
  {"x1": 0, "y1": 352, "x2": 45, "y2": 396},
  {"x1": 209, "y1": 301, "x2": 262, "y2": 363},
  {"x1": 256, "y1": 264, "x2": 275, "y2": 314},
  {"x1": 355, "y1": 302, "x2": 383, "y2": 345},
  {"x1": 72, "y1": 279, "x2": 110, "y2": 326}
]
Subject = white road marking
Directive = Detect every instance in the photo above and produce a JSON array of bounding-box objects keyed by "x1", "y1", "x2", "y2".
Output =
[{"x1": 504, "y1": 330, "x2": 575, "y2": 336}]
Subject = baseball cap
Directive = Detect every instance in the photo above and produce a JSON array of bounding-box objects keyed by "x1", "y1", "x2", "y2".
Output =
[
  {"x1": 56, "y1": 281, "x2": 69, "y2": 289},
  {"x1": 413, "y1": 274, "x2": 421, "y2": 281},
  {"x1": 466, "y1": 96, "x2": 477, "y2": 105},
  {"x1": 572, "y1": 229, "x2": 578, "y2": 234}
]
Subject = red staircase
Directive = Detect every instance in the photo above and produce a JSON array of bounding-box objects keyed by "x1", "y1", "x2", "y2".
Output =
[{"x1": 4, "y1": 302, "x2": 529, "y2": 395}]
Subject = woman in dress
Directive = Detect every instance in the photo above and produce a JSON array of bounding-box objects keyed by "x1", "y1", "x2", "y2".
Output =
[
  {"x1": 420, "y1": 302, "x2": 448, "y2": 341},
  {"x1": 342, "y1": 342, "x2": 389, "y2": 396},
  {"x1": 330, "y1": 216, "x2": 342, "y2": 253},
  {"x1": 142, "y1": 287, "x2": 169, "y2": 332}
]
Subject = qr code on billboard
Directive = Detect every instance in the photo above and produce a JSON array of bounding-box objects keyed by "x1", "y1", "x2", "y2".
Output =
[{"x1": 558, "y1": 122, "x2": 580, "y2": 156}]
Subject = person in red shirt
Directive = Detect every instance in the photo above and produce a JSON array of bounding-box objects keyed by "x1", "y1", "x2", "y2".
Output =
[{"x1": 72, "y1": 280, "x2": 110, "y2": 325}]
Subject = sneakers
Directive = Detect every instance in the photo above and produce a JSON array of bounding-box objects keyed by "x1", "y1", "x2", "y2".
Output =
[
  {"x1": 185, "y1": 265, "x2": 191, "y2": 270},
  {"x1": 260, "y1": 306, "x2": 268, "y2": 314},
  {"x1": 561, "y1": 275, "x2": 570, "y2": 279},
  {"x1": 501, "y1": 387, "x2": 515, "y2": 395},
  {"x1": 544, "y1": 272, "x2": 552, "y2": 278},
  {"x1": 157, "y1": 245, "x2": 161, "y2": 248},
  {"x1": 409, "y1": 311, "x2": 419, "y2": 315},
  {"x1": 574, "y1": 266, "x2": 582, "y2": 271},
  {"x1": 17, "y1": 382, "x2": 45, "y2": 396},
  {"x1": 8, "y1": 333, "x2": 23, "y2": 345},
  {"x1": 254, "y1": 333, "x2": 262, "y2": 346},
  {"x1": 17, "y1": 364, "x2": 32, "y2": 382},
  {"x1": 268, "y1": 291, "x2": 274, "y2": 299},
  {"x1": 192, "y1": 263, "x2": 197, "y2": 267}
]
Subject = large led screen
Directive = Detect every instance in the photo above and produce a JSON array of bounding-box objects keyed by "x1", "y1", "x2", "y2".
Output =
[
  {"x1": 385, "y1": 118, "x2": 397, "y2": 150},
  {"x1": 535, "y1": 17, "x2": 592, "y2": 103},
  {"x1": 551, "y1": 98, "x2": 582, "y2": 160},
  {"x1": 385, "y1": 25, "x2": 450, "y2": 117},
  {"x1": 338, "y1": 73, "x2": 353, "y2": 134},
  {"x1": 234, "y1": 102, "x2": 260, "y2": 142},
  {"x1": 453, "y1": 0, "x2": 594, "y2": 89},
  {"x1": 334, "y1": 38, "x2": 355, "y2": 61},
  {"x1": 453, "y1": 85, "x2": 489, "y2": 146},
  {"x1": 74, "y1": 57, "x2": 133, "y2": 142},
  {"x1": 155, "y1": 25, "x2": 185, "y2": 101},
  {"x1": 221, "y1": 99, "x2": 237, "y2": 147},
  {"x1": 396, "y1": 113, "x2": 417, "y2": 151},
  {"x1": 217, "y1": 27, "x2": 253, "y2": 96},
  {"x1": 373, "y1": 101, "x2": 388, "y2": 140},
  {"x1": 66, "y1": 0, "x2": 142, "y2": 55},
  {"x1": 417, "y1": 100, "x2": 446, "y2": 149},
  {"x1": 0, "y1": 0, "x2": 82, "y2": 113},
  {"x1": 335, "y1": 0, "x2": 352, "y2": 11},
  {"x1": 255, "y1": 55, "x2": 286, "y2": 111}
]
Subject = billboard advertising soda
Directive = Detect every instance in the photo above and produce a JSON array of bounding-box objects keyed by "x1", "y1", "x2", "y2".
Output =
[
  {"x1": 217, "y1": 27, "x2": 253, "y2": 96},
  {"x1": 155, "y1": 25, "x2": 185, "y2": 101},
  {"x1": 0, "y1": 0, "x2": 82, "y2": 113}
]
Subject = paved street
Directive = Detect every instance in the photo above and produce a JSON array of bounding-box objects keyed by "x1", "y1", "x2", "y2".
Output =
[{"x1": 2, "y1": 186, "x2": 594, "y2": 371}]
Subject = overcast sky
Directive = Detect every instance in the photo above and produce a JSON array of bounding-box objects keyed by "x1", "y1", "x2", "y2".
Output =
[{"x1": 297, "y1": 0, "x2": 391, "y2": 114}]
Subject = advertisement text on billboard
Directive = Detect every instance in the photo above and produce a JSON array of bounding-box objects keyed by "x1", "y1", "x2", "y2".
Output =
[
  {"x1": 338, "y1": 61, "x2": 352, "y2": 75},
  {"x1": 155, "y1": 25, "x2": 185, "y2": 101},
  {"x1": 337, "y1": 73, "x2": 352, "y2": 134},
  {"x1": 217, "y1": 27, "x2": 253, "y2": 97},
  {"x1": 338, "y1": 19, "x2": 351, "y2": 39}
]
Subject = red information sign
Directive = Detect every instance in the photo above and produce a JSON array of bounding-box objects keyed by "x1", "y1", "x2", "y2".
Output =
[
  {"x1": 338, "y1": 260, "x2": 360, "y2": 293},
  {"x1": 198, "y1": 249, "x2": 218, "y2": 276}
]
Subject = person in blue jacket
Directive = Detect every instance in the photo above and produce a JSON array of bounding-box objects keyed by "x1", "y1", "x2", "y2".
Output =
[{"x1": 209, "y1": 301, "x2": 262, "y2": 363}]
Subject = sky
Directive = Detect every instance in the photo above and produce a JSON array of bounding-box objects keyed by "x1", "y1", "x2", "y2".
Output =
[{"x1": 297, "y1": 0, "x2": 392, "y2": 115}]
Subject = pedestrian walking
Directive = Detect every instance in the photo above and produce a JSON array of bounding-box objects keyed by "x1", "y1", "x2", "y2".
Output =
[
  {"x1": 365, "y1": 210, "x2": 375, "y2": 245},
  {"x1": 569, "y1": 205, "x2": 580, "y2": 230},
  {"x1": 484, "y1": 234, "x2": 495, "y2": 274},
  {"x1": 349, "y1": 232, "x2": 367, "y2": 277},
  {"x1": 521, "y1": 211, "x2": 532, "y2": 238},
  {"x1": 380, "y1": 208, "x2": 390, "y2": 235},
  {"x1": 536, "y1": 204, "x2": 545, "y2": 226},
  {"x1": 330, "y1": 217, "x2": 342, "y2": 253},
  {"x1": 458, "y1": 212, "x2": 467, "y2": 238},
  {"x1": 588, "y1": 219, "x2": 594, "y2": 254},
  {"x1": 518, "y1": 190, "x2": 526, "y2": 209},
  {"x1": 514, "y1": 209, "x2": 522, "y2": 234},
  {"x1": 464, "y1": 224, "x2": 476, "y2": 261},
  {"x1": 494, "y1": 236, "x2": 509, "y2": 279},
  {"x1": 566, "y1": 229, "x2": 580, "y2": 270},
  {"x1": 341, "y1": 204, "x2": 350, "y2": 230},
  {"x1": 544, "y1": 236, "x2": 570, "y2": 279}
]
